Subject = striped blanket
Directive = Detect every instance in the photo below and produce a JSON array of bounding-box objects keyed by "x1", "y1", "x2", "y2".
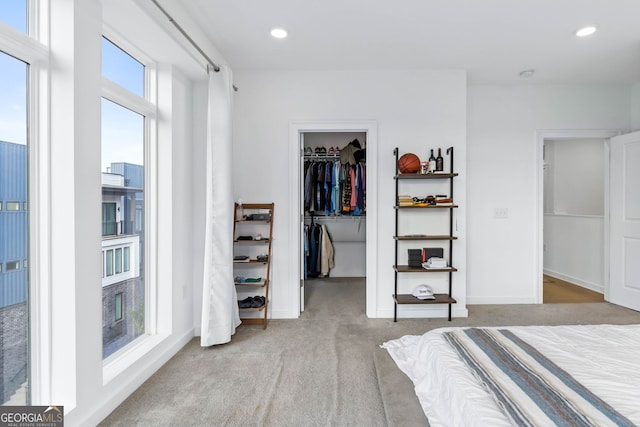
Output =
[{"x1": 442, "y1": 328, "x2": 635, "y2": 427}]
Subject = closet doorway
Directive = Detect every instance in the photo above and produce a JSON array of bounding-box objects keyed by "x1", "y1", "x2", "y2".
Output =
[
  {"x1": 301, "y1": 132, "x2": 366, "y2": 312},
  {"x1": 288, "y1": 121, "x2": 378, "y2": 318}
]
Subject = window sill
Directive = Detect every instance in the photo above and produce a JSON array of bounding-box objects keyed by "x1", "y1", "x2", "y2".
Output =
[{"x1": 102, "y1": 333, "x2": 170, "y2": 385}]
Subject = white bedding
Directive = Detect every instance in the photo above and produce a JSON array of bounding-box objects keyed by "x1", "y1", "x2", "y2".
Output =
[{"x1": 382, "y1": 324, "x2": 640, "y2": 427}]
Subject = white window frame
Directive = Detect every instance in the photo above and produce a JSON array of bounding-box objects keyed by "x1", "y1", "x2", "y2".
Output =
[
  {"x1": 100, "y1": 25, "x2": 159, "y2": 381},
  {"x1": 0, "y1": 0, "x2": 49, "y2": 407}
]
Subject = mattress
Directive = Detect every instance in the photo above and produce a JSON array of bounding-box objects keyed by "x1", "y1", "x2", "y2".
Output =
[{"x1": 382, "y1": 324, "x2": 640, "y2": 427}]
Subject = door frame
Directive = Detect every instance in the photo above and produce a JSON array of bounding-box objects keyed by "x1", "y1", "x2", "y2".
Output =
[
  {"x1": 535, "y1": 129, "x2": 620, "y2": 303},
  {"x1": 289, "y1": 120, "x2": 378, "y2": 317}
]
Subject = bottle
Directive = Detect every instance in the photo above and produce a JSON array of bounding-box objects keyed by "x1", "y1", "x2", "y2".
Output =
[
  {"x1": 236, "y1": 198, "x2": 244, "y2": 220},
  {"x1": 428, "y1": 149, "x2": 436, "y2": 173},
  {"x1": 436, "y1": 148, "x2": 443, "y2": 172}
]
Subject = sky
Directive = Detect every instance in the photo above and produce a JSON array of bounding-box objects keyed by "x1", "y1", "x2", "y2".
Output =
[{"x1": 0, "y1": 2, "x2": 145, "y2": 171}]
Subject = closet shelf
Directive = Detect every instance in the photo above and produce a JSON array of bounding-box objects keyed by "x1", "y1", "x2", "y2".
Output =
[
  {"x1": 234, "y1": 260, "x2": 269, "y2": 265},
  {"x1": 233, "y1": 239, "x2": 271, "y2": 244},
  {"x1": 394, "y1": 235, "x2": 457, "y2": 241},
  {"x1": 304, "y1": 154, "x2": 341, "y2": 160}
]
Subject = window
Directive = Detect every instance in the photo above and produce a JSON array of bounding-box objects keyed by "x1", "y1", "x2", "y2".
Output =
[
  {"x1": 6, "y1": 261, "x2": 20, "y2": 271},
  {"x1": 0, "y1": 45, "x2": 29, "y2": 405},
  {"x1": 123, "y1": 247, "x2": 130, "y2": 272},
  {"x1": 115, "y1": 293, "x2": 123, "y2": 321},
  {"x1": 6, "y1": 202, "x2": 20, "y2": 211},
  {"x1": 102, "y1": 203, "x2": 117, "y2": 236},
  {"x1": 101, "y1": 38, "x2": 144, "y2": 97},
  {"x1": 0, "y1": 1, "x2": 27, "y2": 34},
  {"x1": 101, "y1": 36, "x2": 150, "y2": 359},
  {"x1": 106, "y1": 250, "x2": 114, "y2": 277},
  {"x1": 115, "y1": 248, "x2": 122, "y2": 274}
]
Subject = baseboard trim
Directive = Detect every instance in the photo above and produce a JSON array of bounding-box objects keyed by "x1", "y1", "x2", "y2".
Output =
[
  {"x1": 543, "y1": 269, "x2": 604, "y2": 294},
  {"x1": 466, "y1": 296, "x2": 538, "y2": 304}
]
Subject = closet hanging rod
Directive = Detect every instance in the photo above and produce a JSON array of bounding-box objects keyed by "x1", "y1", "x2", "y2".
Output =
[
  {"x1": 305, "y1": 215, "x2": 366, "y2": 221},
  {"x1": 150, "y1": 0, "x2": 238, "y2": 91}
]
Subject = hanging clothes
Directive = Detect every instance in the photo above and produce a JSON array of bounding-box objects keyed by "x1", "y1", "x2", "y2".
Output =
[
  {"x1": 304, "y1": 221, "x2": 335, "y2": 278},
  {"x1": 304, "y1": 155, "x2": 366, "y2": 217},
  {"x1": 320, "y1": 224, "x2": 335, "y2": 276}
]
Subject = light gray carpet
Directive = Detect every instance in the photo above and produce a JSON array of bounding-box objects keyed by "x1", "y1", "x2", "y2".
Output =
[{"x1": 100, "y1": 278, "x2": 640, "y2": 426}]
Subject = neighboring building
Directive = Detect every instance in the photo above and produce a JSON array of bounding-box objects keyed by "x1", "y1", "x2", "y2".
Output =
[
  {"x1": 0, "y1": 140, "x2": 28, "y2": 403},
  {"x1": 101, "y1": 163, "x2": 144, "y2": 358}
]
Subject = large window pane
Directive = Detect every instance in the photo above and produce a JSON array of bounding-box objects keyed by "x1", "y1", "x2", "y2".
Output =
[
  {"x1": 0, "y1": 1, "x2": 27, "y2": 34},
  {"x1": 101, "y1": 37, "x2": 144, "y2": 98},
  {"x1": 101, "y1": 96, "x2": 145, "y2": 358},
  {"x1": 0, "y1": 51, "x2": 29, "y2": 405}
]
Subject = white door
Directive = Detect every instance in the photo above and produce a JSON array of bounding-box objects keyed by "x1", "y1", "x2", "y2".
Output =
[{"x1": 608, "y1": 131, "x2": 640, "y2": 311}]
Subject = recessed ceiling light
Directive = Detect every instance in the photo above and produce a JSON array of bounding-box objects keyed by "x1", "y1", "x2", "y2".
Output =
[
  {"x1": 575, "y1": 25, "x2": 597, "y2": 37},
  {"x1": 519, "y1": 69, "x2": 535, "y2": 78},
  {"x1": 270, "y1": 26, "x2": 288, "y2": 39}
]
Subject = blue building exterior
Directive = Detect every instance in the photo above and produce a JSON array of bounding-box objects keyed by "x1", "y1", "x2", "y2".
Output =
[
  {"x1": 0, "y1": 140, "x2": 28, "y2": 403},
  {"x1": 0, "y1": 141, "x2": 28, "y2": 309}
]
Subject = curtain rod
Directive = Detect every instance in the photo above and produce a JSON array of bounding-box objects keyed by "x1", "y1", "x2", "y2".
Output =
[{"x1": 150, "y1": 0, "x2": 238, "y2": 91}]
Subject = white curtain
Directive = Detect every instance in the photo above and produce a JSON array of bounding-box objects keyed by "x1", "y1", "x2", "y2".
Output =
[{"x1": 201, "y1": 66, "x2": 241, "y2": 346}]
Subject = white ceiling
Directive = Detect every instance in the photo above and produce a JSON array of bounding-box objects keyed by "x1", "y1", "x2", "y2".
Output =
[{"x1": 177, "y1": 0, "x2": 640, "y2": 85}]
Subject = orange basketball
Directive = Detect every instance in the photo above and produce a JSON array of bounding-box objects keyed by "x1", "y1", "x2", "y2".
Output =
[{"x1": 398, "y1": 153, "x2": 421, "y2": 174}]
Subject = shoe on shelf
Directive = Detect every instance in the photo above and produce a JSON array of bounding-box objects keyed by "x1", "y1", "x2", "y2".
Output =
[
  {"x1": 251, "y1": 296, "x2": 266, "y2": 308},
  {"x1": 328, "y1": 147, "x2": 335, "y2": 155},
  {"x1": 314, "y1": 147, "x2": 321, "y2": 154},
  {"x1": 335, "y1": 146, "x2": 341, "y2": 154},
  {"x1": 235, "y1": 276, "x2": 246, "y2": 283},
  {"x1": 304, "y1": 146, "x2": 313, "y2": 156},
  {"x1": 238, "y1": 296, "x2": 253, "y2": 308}
]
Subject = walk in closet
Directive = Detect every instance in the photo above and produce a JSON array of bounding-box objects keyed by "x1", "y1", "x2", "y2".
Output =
[{"x1": 300, "y1": 132, "x2": 367, "y2": 309}]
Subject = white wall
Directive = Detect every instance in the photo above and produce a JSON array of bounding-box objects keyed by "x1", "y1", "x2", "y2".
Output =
[
  {"x1": 224, "y1": 70, "x2": 468, "y2": 319},
  {"x1": 547, "y1": 139, "x2": 604, "y2": 216},
  {"x1": 632, "y1": 83, "x2": 640, "y2": 131},
  {"x1": 544, "y1": 214, "x2": 604, "y2": 292},
  {"x1": 467, "y1": 85, "x2": 631, "y2": 304}
]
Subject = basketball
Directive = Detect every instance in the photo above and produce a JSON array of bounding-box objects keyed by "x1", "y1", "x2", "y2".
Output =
[{"x1": 398, "y1": 153, "x2": 421, "y2": 174}]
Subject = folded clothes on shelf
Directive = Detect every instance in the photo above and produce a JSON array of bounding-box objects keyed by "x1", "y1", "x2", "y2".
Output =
[{"x1": 423, "y1": 257, "x2": 447, "y2": 269}]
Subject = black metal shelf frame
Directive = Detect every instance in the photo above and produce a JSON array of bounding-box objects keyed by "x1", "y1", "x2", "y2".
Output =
[{"x1": 393, "y1": 147, "x2": 456, "y2": 321}]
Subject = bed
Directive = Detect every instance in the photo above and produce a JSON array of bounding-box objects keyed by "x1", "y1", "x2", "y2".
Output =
[{"x1": 382, "y1": 324, "x2": 640, "y2": 427}]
